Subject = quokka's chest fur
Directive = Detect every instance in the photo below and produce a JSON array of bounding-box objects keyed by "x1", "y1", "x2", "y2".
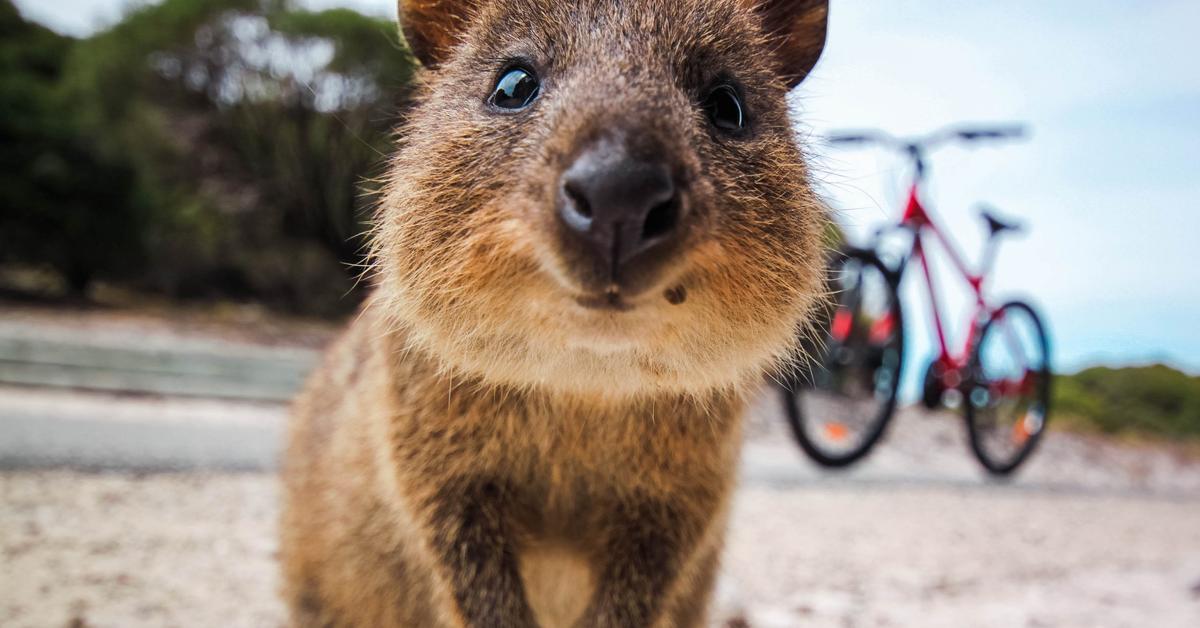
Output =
[
  {"x1": 283, "y1": 308, "x2": 745, "y2": 627},
  {"x1": 371, "y1": 314, "x2": 746, "y2": 519}
]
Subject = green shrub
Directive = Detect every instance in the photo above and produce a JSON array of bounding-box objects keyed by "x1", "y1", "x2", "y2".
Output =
[
  {"x1": 1054, "y1": 364, "x2": 1200, "y2": 440},
  {"x1": 2, "y1": 0, "x2": 416, "y2": 315},
  {"x1": 0, "y1": 1, "x2": 146, "y2": 292}
]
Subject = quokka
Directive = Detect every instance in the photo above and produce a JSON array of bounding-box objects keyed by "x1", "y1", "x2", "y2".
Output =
[{"x1": 281, "y1": 1, "x2": 829, "y2": 626}]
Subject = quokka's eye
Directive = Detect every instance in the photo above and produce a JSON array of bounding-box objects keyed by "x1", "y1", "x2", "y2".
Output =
[
  {"x1": 702, "y1": 84, "x2": 746, "y2": 132},
  {"x1": 489, "y1": 67, "x2": 540, "y2": 110}
]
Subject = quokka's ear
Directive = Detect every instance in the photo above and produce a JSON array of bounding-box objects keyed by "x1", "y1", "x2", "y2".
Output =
[
  {"x1": 743, "y1": 0, "x2": 828, "y2": 88},
  {"x1": 398, "y1": 0, "x2": 479, "y2": 67}
]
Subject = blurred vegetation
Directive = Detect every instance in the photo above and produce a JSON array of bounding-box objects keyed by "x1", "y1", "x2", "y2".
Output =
[
  {"x1": 0, "y1": 0, "x2": 415, "y2": 315},
  {"x1": 1055, "y1": 364, "x2": 1200, "y2": 440},
  {"x1": 0, "y1": 1, "x2": 146, "y2": 293}
]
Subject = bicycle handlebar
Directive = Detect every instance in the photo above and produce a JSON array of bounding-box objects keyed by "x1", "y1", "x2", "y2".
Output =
[
  {"x1": 826, "y1": 124, "x2": 1027, "y2": 152},
  {"x1": 825, "y1": 124, "x2": 1027, "y2": 178},
  {"x1": 826, "y1": 132, "x2": 884, "y2": 145},
  {"x1": 953, "y1": 125, "x2": 1026, "y2": 141}
]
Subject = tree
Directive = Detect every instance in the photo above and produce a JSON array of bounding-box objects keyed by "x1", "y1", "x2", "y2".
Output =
[
  {"x1": 3, "y1": 0, "x2": 415, "y2": 313},
  {"x1": 0, "y1": 0, "x2": 146, "y2": 293}
]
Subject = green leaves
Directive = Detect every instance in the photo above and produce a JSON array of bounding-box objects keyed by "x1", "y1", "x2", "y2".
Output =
[
  {"x1": 0, "y1": 1, "x2": 145, "y2": 293},
  {"x1": 1055, "y1": 364, "x2": 1200, "y2": 440},
  {"x1": 1, "y1": 0, "x2": 417, "y2": 313}
]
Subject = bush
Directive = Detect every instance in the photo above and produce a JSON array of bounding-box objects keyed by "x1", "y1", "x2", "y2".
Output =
[
  {"x1": 0, "y1": 1, "x2": 146, "y2": 293},
  {"x1": 2, "y1": 0, "x2": 416, "y2": 315},
  {"x1": 1054, "y1": 364, "x2": 1200, "y2": 440}
]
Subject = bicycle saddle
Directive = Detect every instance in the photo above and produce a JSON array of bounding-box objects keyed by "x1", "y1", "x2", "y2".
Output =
[{"x1": 978, "y1": 205, "x2": 1023, "y2": 236}]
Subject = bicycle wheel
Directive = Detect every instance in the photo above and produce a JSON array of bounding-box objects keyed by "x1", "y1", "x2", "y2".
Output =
[
  {"x1": 780, "y1": 248, "x2": 904, "y2": 467},
  {"x1": 964, "y1": 300, "x2": 1051, "y2": 475}
]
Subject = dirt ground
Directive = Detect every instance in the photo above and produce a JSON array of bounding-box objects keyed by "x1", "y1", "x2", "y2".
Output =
[{"x1": 3, "y1": 469, "x2": 1199, "y2": 628}]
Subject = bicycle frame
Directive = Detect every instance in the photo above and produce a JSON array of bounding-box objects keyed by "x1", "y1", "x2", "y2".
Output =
[
  {"x1": 827, "y1": 126, "x2": 1040, "y2": 387},
  {"x1": 893, "y1": 181, "x2": 994, "y2": 380}
]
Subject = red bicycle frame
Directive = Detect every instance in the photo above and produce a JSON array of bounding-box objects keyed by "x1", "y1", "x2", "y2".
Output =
[
  {"x1": 888, "y1": 178, "x2": 1035, "y2": 404},
  {"x1": 825, "y1": 125, "x2": 1037, "y2": 402},
  {"x1": 900, "y1": 182, "x2": 991, "y2": 380}
]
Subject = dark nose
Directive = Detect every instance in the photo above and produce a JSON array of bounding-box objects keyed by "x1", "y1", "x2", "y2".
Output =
[{"x1": 558, "y1": 139, "x2": 684, "y2": 283}]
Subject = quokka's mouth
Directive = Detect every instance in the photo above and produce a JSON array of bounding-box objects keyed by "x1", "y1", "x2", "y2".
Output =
[
  {"x1": 573, "y1": 291, "x2": 635, "y2": 312},
  {"x1": 572, "y1": 281, "x2": 689, "y2": 312}
]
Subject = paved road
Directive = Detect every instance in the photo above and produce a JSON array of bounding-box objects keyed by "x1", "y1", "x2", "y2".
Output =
[
  {"x1": 3, "y1": 313, "x2": 1198, "y2": 496},
  {"x1": 0, "y1": 323, "x2": 316, "y2": 401},
  {"x1": 4, "y1": 386, "x2": 1199, "y2": 500},
  {"x1": 0, "y1": 387, "x2": 283, "y2": 472}
]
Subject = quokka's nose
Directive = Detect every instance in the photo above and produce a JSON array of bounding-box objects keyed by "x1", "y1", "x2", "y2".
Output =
[{"x1": 557, "y1": 139, "x2": 685, "y2": 282}]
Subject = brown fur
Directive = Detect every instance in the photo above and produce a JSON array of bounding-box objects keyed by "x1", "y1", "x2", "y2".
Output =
[{"x1": 281, "y1": 1, "x2": 829, "y2": 626}]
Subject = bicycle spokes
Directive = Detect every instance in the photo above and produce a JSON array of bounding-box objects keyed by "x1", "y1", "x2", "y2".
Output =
[
  {"x1": 782, "y1": 250, "x2": 904, "y2": 467},
  {"x1": 966, "y1": 303, "x2": 1051, "y2": 473}
]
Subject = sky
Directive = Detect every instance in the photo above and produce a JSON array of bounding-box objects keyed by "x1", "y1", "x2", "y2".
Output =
[{"x1": 15, "y1": 0, "x2": 1200, "y2": 377}]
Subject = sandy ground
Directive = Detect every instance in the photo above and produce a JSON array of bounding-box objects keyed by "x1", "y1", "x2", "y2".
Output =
[
  {"x1": 723, "y1": 486, "x2": 1200, "y2": 627},
  {"x1": 3, "y1": 470, "x2": 1199, "y2": 628}
]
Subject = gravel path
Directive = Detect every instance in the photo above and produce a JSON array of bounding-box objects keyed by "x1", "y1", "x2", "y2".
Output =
[{"x1": 3, "y1": 470, "x2": 1199, "y2": 628}]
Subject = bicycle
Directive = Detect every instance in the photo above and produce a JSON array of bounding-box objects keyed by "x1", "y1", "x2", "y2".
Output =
[{"x1": 780, "y1": 125, "x2": 1052, "y2": 475}]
